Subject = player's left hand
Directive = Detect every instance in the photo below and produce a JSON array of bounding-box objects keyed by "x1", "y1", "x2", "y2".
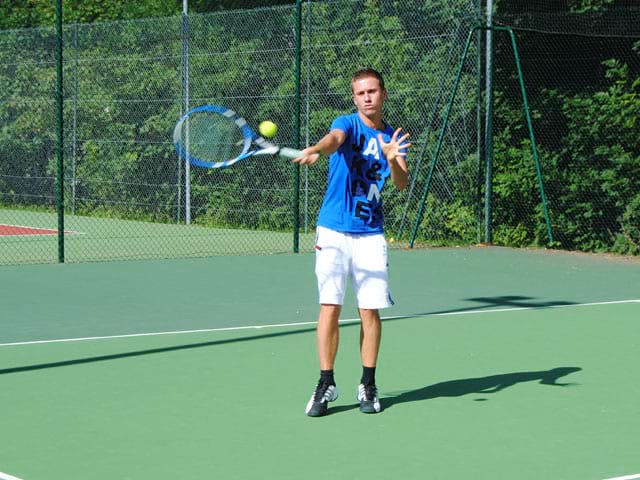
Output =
[{"x1": 378, "y1": 128, "x2": 411, "y2": 163}]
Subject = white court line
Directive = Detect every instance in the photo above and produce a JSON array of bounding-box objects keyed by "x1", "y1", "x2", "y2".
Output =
[
  {"x1": 0, "y1": 471, "x2": 24, "y2": 480},
  {"x1": 429, "y1": 298, "x2": 640, "y2": 317},
  {"x1": 1, "y1": 298, "x2": 638, "y2": 348},
  {"x1": 602, "y1": 474, "x2": 640, "y2": 480}
]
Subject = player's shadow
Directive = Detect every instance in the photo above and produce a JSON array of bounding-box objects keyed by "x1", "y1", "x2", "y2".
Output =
[
  {"x1": 383, "y1": 296, "x2": 577, "y2": 322},
  {"x1": 0, "y1": 296, "x2": 578, "y2": 376},
  {"x1": 330, "y1": 367, "x2": 581, "y2": 414}
]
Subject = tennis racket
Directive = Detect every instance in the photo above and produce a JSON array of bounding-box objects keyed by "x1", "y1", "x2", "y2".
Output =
[{"x1": 173, "y1": 104, "x2": 303, "y2": 169}]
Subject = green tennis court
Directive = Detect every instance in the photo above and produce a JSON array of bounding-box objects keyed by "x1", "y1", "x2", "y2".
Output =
[{"x1": 1, "y1": 246, "x2": 639, "y2": 480}]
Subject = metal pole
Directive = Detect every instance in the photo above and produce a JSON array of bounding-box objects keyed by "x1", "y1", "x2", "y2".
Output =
[
  {"x1": 475, "y1": 0, "x2": 483, "y2": 243},
  {"x1": 504, "y1": 27, "x2": 553, "y2": 243},
  {"x1": 304, "y1": 0, "x2": 311, "y2": 234},
  {"x1": 55, "y1": 0, "x2": 65, "y2": 263},
  {"x1": 183, "y1": 0, "x2": 191, "y2": 224},
  {"x1": 484, "y1": 0, "x2": 494, "y2": 244},
  {"x1": 72, "y1": 24, "x2": 78, "y2": 215},
  {"x1": 409, "y1": 29, "x2": 477, "y2": 248},
  {"x1": 293, "y1": 0, "x2": 302, "y2": 253},
  {"x1": 177, "y1": 13, "x2": 182, "y2": 224}
]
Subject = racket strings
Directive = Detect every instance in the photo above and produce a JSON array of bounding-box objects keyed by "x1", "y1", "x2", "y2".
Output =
[{"x1": 182, "y1": 112, "x2": 246, "y2": 162}]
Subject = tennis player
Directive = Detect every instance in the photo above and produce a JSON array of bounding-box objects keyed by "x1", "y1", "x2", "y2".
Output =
[{"x1": 293, "y1": 68, "x2": 411, "y2": 417}]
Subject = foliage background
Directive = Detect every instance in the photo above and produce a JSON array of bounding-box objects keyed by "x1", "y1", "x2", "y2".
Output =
[{"x1": 0, "y1": 0, "x2": 638, "y2": 263}]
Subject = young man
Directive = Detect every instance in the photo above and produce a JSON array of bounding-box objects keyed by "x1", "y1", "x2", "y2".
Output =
[{"x1": 293, "y1": 68, "x2": 411, "y2": 417}]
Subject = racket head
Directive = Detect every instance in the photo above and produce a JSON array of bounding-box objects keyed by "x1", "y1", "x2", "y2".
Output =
[{"x1": 173, "y1": 105, "x2": 254, "y2": 169}]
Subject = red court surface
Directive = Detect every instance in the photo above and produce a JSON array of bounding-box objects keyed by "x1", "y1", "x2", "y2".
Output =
[{"x1": 0, "y1": 224, "x2": 74, "y2": 236}]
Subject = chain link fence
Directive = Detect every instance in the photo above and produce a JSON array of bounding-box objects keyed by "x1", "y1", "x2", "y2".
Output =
[
  {"x1": 0, "y1": 0, "x2": 480, "y2": 264},
  {"x1": 301, "y1": 0, "x2": 481, "y2": 250},
  {"x1": 490, "y1": 1, "x2": 640, "y2": 254},
  {"x1": 1, "y1": 0, "x2": 637, "y2": 265}
]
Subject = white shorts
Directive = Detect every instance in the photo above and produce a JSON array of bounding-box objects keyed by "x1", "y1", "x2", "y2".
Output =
[{"x1": 315, "y1": 226, "x2": 394, "y2": 309}]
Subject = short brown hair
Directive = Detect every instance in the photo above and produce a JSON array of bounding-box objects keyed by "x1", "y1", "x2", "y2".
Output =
[{"x1": 351, "y1": 68, "x2": 386, "y2": 91}]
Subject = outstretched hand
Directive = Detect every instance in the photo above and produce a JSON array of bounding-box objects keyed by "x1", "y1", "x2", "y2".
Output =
[
  {"x1": 378, "y1": 128, "x2": 411, "y2": 163},
  {"x1": 292, "y1": 147, "x2": 320, "y2": 165}
]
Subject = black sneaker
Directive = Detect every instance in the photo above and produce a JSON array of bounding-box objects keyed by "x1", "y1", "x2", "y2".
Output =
[
  {"x1": 305, "y1": 382, "x2": 338, "y2": 417},
  {"x1": 357, "y1": 383, "x2": 382, "y2": 413}
]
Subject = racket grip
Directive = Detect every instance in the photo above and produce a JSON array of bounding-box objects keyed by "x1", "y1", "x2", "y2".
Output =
[{"x1": 278, "y1": 147, "x2": 304, "y2": 159}]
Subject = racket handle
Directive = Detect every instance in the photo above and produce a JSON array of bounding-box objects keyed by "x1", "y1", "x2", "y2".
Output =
[{"x1": 278, "y1": 147, "x2": 304, "y2": 159}]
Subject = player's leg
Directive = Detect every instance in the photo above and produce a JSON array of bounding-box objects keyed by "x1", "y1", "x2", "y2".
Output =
[
  {"x1": 306, "y1": 304, "x2": 341, "y2": 417},
  {"x1": 352, "y1": 233, "x2": 391, "y2": 413},
  {"x1": 359, "y1": 307, "x2": 381, "y2": 368},
  {"x1": 318, "y1": 303, "x2": 342, "y2": 371},
  {"x1": 357, "y1": 308, "x2": 383, "y2": 413},
  {"x1": 306, "y1": 227, "x2": 349, "y2": 417}
]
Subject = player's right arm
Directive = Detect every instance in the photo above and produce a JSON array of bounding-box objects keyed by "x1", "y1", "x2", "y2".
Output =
[{"x1": 293, "y1": 129, "x2": 347, "y2": 165}]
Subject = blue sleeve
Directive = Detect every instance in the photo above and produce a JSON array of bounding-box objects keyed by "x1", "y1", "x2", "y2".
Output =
[{"x1": 330, "y1": 115, "x2": 352, "y2": 134}]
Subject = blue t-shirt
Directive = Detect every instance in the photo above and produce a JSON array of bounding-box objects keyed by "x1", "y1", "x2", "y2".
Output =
[{"x1": 317, "y1": 113, "x2": 395, "y2": 234}]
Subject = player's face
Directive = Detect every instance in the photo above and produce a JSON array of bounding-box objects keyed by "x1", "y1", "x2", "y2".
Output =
[{"x1": 352, "y1": 76, "x2": 387, "y2": 119}]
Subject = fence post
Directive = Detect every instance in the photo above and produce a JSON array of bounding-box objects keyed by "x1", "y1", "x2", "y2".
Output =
[
  {"x1": 476, "y1": 0, "x2": 484, "y2": 243},
  {"x1": 484, "y1": 0, "x2": 495, "y2": 244},
  {"x1": 410, "y1": 28, "x2": 477, "y2": 248},
  {"x1": 55, "y1": 0, "x2": 65, "y2": 263},
  {"x1": 410, "y1": 25, "x2": 554, "y2": 248},
  {"x1": 503, "y1": 26, "x2": 554, "y2": 243},
  {"x1": 293, "y1": 0, "x2": 303, "y2": 253},
  {"x1": 182, "y1": 0, "x2": 191, "y2": 225}
]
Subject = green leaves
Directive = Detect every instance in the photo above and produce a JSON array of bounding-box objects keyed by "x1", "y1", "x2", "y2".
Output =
[{"x1": 492, "y1": 48, "x2": 640, "y2": 252}]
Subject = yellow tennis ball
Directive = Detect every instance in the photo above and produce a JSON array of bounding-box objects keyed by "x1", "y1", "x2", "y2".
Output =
[{"x1": 259, "y1": 120, "x2": 278, "y2": 138}]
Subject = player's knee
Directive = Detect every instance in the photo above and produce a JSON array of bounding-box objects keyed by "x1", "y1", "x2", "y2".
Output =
[{"x1": 359, "y1": 308, "x2": 381, "y2": 325}]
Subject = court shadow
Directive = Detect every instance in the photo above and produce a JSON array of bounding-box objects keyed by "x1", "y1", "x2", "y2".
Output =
[
  {"x1": 464, "y1": 296, "x2": 576, "y2": 309},
  {"x1": 328, "y1": 403, "x2": 361, "y2": 414},
  {"x1": 382, "y1": 367, "x2": 582, "y2": 410},
  {"x1": 1, "y1": 296, "x2": 578, "y2": 376},
  {"x1": 383, "y1": 296, "x2": 577, "y2": 323},
  {"x1": 0, "y1": 326, "x2": 320, "y2": 375}
]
